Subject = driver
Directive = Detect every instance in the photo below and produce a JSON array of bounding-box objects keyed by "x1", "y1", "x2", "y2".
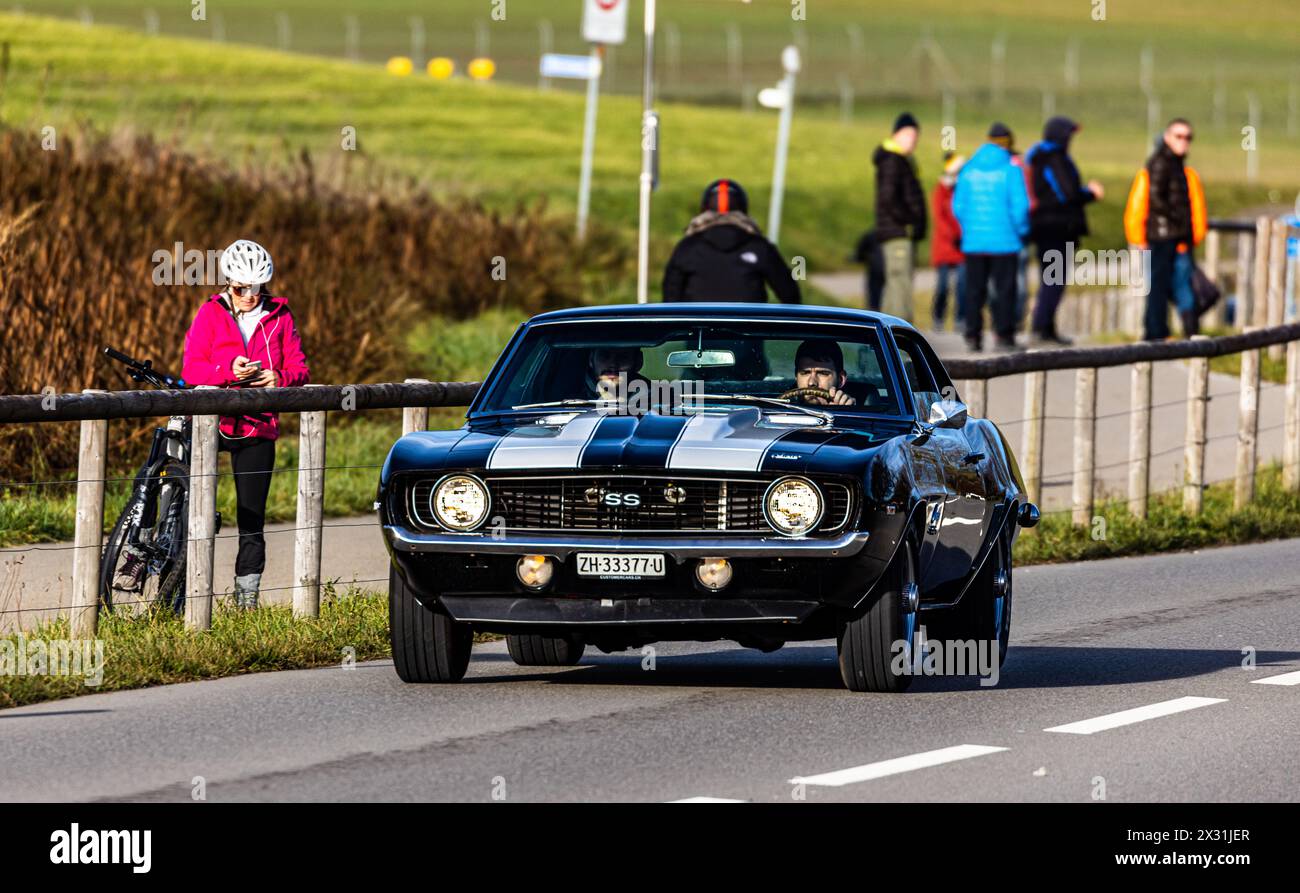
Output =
[
  {"x1": 793, "y1": 339, "x2": 857, "y2": 406},
  {"x1": 586, "y1": 346, "x2": 648, "y2": 401}
]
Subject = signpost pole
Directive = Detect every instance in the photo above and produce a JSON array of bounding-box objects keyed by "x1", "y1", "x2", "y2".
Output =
[
  {"x1": 636, "y1": 0, "x2": 657, "y2": 304},
  {"x1": 768, "y1": 47, "x2": 800, "y2": 245},
  {"x1": 576, "y1": 45, "x2": 603, "y2": 240}
]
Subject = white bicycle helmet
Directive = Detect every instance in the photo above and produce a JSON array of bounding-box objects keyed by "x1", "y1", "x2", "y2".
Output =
[{"x1": 219, "y1": 239, "x2": 274, "y2": 285}]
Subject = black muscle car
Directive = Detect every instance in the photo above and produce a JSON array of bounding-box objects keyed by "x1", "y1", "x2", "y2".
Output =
[{"x1": 378, "y1": 303, "x2": 1038, "y2": 692}]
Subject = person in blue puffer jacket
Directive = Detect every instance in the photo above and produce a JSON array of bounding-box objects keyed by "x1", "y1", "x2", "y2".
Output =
[{"x1": 953, "y1": 122, "x2": 1032, "y2": 352}]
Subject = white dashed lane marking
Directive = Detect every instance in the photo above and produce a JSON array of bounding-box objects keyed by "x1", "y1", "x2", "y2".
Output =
[
  {"x1": 1249, "y1": 669, "x2": 1300, "y2": 686},
  {"x1": 669, "y1": 797, "x2": 746, "y2": 803},
  {"x1": 788, "y1": 744, "x2": 1009, "y2": 788},
  {"x1": 1044, "y1": 696, "x2": 1226, "y2": 735}
]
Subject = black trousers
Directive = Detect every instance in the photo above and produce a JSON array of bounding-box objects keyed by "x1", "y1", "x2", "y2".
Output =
[
  {"x1": 217, "y1": 434, "x2": 276, "y2": 576},
  {"x1": 964, "y1": 253, "x2": 1019, "y2": 341},
  {"x1": 1144, "y1": 240, "x2": 1179, "y2": 340},
  {"x1": 1032, "y1": 238, "x2": 1069, "y2": 335}
]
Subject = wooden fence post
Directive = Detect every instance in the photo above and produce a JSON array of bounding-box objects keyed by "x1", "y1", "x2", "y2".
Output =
[
  {"x1": 1127, "y1": 246, "x2": 1145, "y2": 337},
  {"x1": 1183, "y1": 338, "x2": 1211, "y2": 514},
  {"x1": 1129, "y1": 362, "x2": 1153, "y2": 518},
  {"x1": 402, "y1": 378, "x2": 431, "y2": 435},
  {"x1": 1072, "y1": 367, "x2": 1098, "y2": 525},
  {"x1": 1252, "y1": 216, "x2": 1271, "y2": 328},
  {"x1": 1234, "y1": 332, "x2": 1261, "y2": 508},
  {"x1": 70, "y1": 390, "x2": 107, "y2": 639},
  {"x1": 1021, "y1": 371, "x2": 1046, "y2": 509},
  {"x1": 961, "y1": 379, "x2": 987, "y2": 419},
  {"x1": 1287, "y1": 340, "x2": 1300, "y2": 491},
  {"x1": 293, "y1": 384, "x2": 327, "y2": 618},
  {"x1": 1268, "y1": 219, "x2": 1288, "y2": 361},
  {"x1": 186, "y1": 392, "x2": 219, "y2": 631},
  {"x1": 1204, "y1": 228, "x2": 1224, "y2": 329},
  {"x1": 1236, "y1": 229, "x2": 1254, "y2": 331}
]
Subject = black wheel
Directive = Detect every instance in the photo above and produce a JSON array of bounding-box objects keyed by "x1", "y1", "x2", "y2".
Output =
[
  {"x1": 388, "y1": 564, "x2": 473, "y2": 683},
  {"x1": 99, "y1": 461, "x2": 188, "y2": 616},
  {"x1": 926, "y1": 526, "x2": 1013, "y2": 668},
  {"x1": 506, "y1": 633, "x2": 585, "y2": 667},
  {"x1": 837, "y1": 533, "x2": 919, "y2": 693}
]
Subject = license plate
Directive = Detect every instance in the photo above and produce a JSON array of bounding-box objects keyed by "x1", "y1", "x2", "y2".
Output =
[{"x1": 576, "y1": 552, "x2": 665, "y2": 579}]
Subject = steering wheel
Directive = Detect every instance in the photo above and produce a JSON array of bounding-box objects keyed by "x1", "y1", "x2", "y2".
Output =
[{"x1": 779, "y1": 386, "x2": 833, "y2": 403}]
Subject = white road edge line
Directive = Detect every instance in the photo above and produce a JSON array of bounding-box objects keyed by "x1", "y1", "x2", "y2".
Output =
[
  {"x1": 788, "y1": 744, "x2": 1009, "y2": 788},
  {"x1": 1249, "y1": 670, "x2": 1300, "y2": 686},
  {"x1": 1044, "y1": 696, "x2": 1226, "y2": 735},
  {"x1": 669, "y1": 797, "x2": 746, "y2": 803}
]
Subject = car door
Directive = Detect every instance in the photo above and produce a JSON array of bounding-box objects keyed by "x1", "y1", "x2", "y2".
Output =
[{"x1": 892, "y1": 329, "x2": 989, "y2": 590}]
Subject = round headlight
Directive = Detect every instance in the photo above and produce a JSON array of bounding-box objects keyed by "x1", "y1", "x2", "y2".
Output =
[
  {"x1": 764, "y1": 477, "x2": 823, "y2": 536},
  {"x1": 430, "y1": 474, "x2": 490, "y2": 531}
]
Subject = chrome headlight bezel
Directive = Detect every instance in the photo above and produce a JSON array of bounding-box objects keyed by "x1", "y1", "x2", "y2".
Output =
[
  {"x1": 763, "y1": 476, "x2": 824, "y2": 537},
  {"x1": 428, "y1": 473, "x2": 491, "y2": 532}
]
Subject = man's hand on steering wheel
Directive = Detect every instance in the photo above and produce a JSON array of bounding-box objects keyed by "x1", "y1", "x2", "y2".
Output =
[{"x1": 779, "y1": 386, "x2": 856, "y2": 406}]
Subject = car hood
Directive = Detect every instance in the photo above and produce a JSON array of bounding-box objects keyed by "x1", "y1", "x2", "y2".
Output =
[{"x1": 382, "y1": 408, "x2": 911, "y2": 485}]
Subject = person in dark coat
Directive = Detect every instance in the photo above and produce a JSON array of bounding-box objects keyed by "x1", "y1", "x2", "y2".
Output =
[
  {"x1": 662, "y1": 179, "x2": 800, "y2": 303},
  {"x1": 1026, "y1": 116, "x2": 1104, "y2": 345},
  {"x1": 872, "y1": 112, "x2": 927, "y2": 321},
  {"x1": 1124, "y1": 118, "x2": 1208, "y2": 339}
]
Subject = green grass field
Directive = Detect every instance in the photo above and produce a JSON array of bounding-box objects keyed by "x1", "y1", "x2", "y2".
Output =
[{"x1": 1, "y1": 9, "x2": 1296, "y2": 279}]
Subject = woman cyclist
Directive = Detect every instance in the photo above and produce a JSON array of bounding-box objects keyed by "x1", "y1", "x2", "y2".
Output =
[{"x1": 181, "y1": 239, "x2": 310, "y2": 609}]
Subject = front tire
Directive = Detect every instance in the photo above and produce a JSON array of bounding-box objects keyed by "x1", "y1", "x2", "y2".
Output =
[
  {"x1": 506, "y1": 634, "x2": 585, "y2": 667},
  {"x1": 837, "y1": 534, "x2": 919, "y2": 693},
  {"x1": 388, "y1": 565, "x2": 473, "y2": 683},
  {"x1": 927, "y1": 526, "x2": 1013, "y2": 668}
]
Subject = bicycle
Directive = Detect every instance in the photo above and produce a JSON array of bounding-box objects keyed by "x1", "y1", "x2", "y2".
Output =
[{"x1": 98, "y1": 347, "x2": 221, "y2": 615}]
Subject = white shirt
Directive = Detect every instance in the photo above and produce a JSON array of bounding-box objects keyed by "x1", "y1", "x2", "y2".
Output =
[{"x1": 233, "y1": 300, "x2": 269, "y2": 349}]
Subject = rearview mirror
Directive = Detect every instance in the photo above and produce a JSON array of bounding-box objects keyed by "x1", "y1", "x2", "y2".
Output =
[
  {"x1": 667, "y1": 349, "x2": 736, "y2": 368},
  {"x1": 927, "y1": 399, "x2": 968, "y2": 429}
]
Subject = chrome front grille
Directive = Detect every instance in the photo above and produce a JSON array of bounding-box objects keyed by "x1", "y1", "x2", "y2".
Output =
[{"x1": 408, "y1": 475, "x2": 854, "y2": 535}]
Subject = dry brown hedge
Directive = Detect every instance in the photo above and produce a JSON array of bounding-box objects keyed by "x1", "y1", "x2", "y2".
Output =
[{"x1": 0, "y1": 126, "x2": 623, "y2": 477}]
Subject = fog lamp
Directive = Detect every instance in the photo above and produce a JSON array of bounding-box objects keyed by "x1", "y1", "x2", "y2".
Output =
[
  {"x1": 695, "y1": 557, "x2": 733, "y2": 591},
  {"x1": 516, "y1": 554, "x2": 554, "y2": 590}
]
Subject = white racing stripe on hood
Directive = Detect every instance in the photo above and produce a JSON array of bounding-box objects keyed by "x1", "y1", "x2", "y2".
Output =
[
  {"x1": 486, "y1": 412, "x2": 605, "y2": 470},
  {"x1": 666, "y1": 408, "x2": 792, "y2": 472}
]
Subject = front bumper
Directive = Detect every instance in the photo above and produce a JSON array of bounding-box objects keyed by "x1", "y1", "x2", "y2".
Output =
[{"x1": 384, "y1": 527, "x2": 871, "y2": 561}]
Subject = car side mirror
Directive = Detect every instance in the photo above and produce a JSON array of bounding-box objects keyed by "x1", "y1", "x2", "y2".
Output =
[{"x1": 928, "y1": 399, "x2": 968, "y2": 429}]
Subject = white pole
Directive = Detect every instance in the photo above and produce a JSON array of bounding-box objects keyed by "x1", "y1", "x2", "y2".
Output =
[
  {"x1": 769, "y1": 47, "x2": 800, "y2": 245},
  {"x1": 538, "y1": 19, "x2": 553, "y2": 91},
  {"x1": 636, "y1": 0, "x2": 657, "y2": 304},
  {"x1": 409, "y1": 17, "x2": 426, "y2": 68},
  {"x1": 1064, "y1": 38, "x2": 1079, "y2": 90},
  {"x1": 1247, "y1": 93, "x2": 1260, "y2": 183},
  {"x1": 577, "y1": 46, "x2": 603, "y2": 241}
]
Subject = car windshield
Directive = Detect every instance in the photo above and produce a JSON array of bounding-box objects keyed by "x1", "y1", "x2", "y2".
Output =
[{"x1": 478, "y1": 320, "x2": 903, "y2": 416}]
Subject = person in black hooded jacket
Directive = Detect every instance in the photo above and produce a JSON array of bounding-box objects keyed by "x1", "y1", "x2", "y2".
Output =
[
  {"x1": 662, "y1": 179, "x2": 801, "y2": 303},
  {"x1": 1026, "y1": 116, "x2": 1104, "y2": 344}
]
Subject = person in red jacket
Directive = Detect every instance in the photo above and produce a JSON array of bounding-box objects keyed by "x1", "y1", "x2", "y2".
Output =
[
  {"x1": 930, "y1": 152, "x2": 966, "y2": 332},
  {"x1": 182, "y1": 239, "x2": 311, "y2": 609}
]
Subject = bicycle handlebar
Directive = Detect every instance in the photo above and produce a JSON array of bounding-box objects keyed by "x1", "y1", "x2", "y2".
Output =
[{"x1": 103, "y1": 347, "x2": 187, "y2": 389}]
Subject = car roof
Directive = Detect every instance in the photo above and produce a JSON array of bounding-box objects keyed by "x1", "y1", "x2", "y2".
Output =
[{"x1": 526, "y1": 302, "x2": 915, "y2": 330}]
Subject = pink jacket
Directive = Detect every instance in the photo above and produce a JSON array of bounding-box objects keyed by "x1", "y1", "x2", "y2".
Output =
[{"x1": 181, "y1": 293, "x2": 311, "y2": 441}]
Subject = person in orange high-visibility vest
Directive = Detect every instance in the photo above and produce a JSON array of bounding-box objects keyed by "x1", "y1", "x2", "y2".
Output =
[{"x1": 1124, "y1": 118, "x2": 1207, "y2": 339}]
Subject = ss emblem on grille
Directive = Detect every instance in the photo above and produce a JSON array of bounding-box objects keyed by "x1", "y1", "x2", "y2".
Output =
[{"x1": 603, "y1": 492, "x2": 641, "y2": 507}]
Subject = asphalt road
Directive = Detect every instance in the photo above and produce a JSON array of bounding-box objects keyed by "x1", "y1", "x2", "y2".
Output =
[{"x1": 3, "y1": 537, "x2": 1299, "y2": 803}]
